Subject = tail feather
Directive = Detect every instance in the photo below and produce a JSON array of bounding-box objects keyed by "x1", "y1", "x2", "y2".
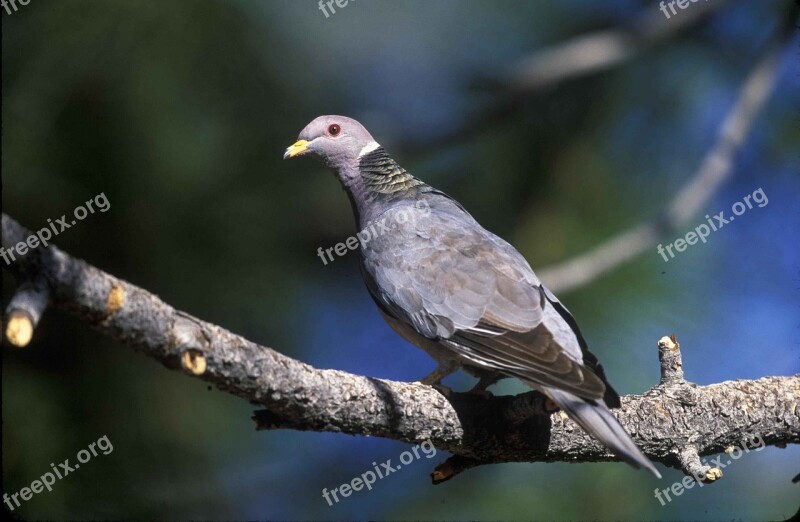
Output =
[{"x1": 540, "y1": 386, "x2": 661, "y2": 478}]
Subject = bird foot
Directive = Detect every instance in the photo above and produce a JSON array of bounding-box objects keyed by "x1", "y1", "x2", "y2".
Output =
[
  {"x1": 427, "y1": 383, "x2": 453, "y2": 398},
  {"x1": 418, "y1": 361, "x2": 460, "y2": 388},
  {"x1": 419, "y1": 374, "x2": 443, "y2": 386},
  {"x1": 415, "y1": 378, "x2": 453, "y2": 397}
]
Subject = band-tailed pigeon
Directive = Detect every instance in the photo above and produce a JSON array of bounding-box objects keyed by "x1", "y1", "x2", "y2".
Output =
[{"x1": 284, "y1": 115, "x2": 661, "y2": 477}]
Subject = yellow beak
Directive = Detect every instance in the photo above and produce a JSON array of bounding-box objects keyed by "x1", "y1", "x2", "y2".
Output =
[{"x1": 283, "y1": 140, "x2": 310, "y2": 159}]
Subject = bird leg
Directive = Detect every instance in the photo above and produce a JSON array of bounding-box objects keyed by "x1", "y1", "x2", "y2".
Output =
[
  {"x1": 418, "y1": 360, "x2": 460, "y2": 396},
  {"x1": 419, "y1": 360, "x2": 460, "y2": 385},
  {"x1": 466, "y1": 371, "x2": 503, "y2": 398}
]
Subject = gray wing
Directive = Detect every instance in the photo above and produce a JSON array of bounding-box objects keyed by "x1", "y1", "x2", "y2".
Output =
[{"x1": 361, "y1": 198, "x2": 607, "y2": 401}]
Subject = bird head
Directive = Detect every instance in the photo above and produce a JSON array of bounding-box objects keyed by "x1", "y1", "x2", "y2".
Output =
[{"x1": 283, "y1": 115, "x2": 379, "y2": 170}]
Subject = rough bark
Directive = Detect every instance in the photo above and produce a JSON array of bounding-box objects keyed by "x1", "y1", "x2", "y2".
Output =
[{"x1": 3, "y1": 213, "x2": 798, "y2": 484}]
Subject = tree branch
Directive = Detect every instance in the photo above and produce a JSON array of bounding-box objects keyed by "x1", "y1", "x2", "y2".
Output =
[
  {"x1": 413, "y1": 0, "x2": 729, "y2": 152},
  {"x1": 502, "y1": 0, "x2": 728, "y2": 96},
  {"x1": 538, "y1": 7, "x2": 796, "y2": 293},
  {"x1": 3, "y1": 214, "x2": 798, "y2": 484}
]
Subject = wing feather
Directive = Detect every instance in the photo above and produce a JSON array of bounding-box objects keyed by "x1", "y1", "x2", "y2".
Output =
[{"x1": 361, "y1": 200, "x2": 606, "y2": 400}]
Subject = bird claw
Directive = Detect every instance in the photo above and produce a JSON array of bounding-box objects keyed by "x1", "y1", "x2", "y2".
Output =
[
  {"x1": 415, "y1": 380, "x2": 453, "y2": 398},
  {"x1": 430, "y1": 383, "x2": 453, "y2": 397},
  {"x1": 419, "y1": 374, "x2": 443, "y2": 386}
]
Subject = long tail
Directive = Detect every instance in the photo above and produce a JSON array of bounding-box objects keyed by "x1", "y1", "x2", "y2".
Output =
[{"x1": 540, "y1": 386, "x2": 661, "y2": 478}]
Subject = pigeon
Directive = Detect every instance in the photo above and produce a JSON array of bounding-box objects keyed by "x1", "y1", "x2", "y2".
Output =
[{"x1": 284, "y1": 115, "x2": 661, "y2": 478}]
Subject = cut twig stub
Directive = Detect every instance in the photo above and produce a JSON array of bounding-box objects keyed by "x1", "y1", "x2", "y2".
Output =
[
  {"x1": 431, "y1": 455, "x2": 480, "y2": 485},
  {"x1": 658, "y1": 334, "x2": 685, "y2": 384},
  {"x1": 677, "y1": 444, "x2": 723, "y2": 484},
  {"x1": 5, "y1": 311, "x2": 34, "y2": 348},
  {"x1": 181, "y1": 349, "x2": 207, "y2": 376},
  {"x1": 3, "y1": 279, "x2": 50, "y2": 348},
  {"x1": 105, "y1": 285, "x2": 126, "y2": 316}
]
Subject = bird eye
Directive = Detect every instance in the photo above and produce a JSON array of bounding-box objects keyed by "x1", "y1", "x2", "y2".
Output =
[{"x1": 327, "y1": 124, "x2": 341, "y2": 137}]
